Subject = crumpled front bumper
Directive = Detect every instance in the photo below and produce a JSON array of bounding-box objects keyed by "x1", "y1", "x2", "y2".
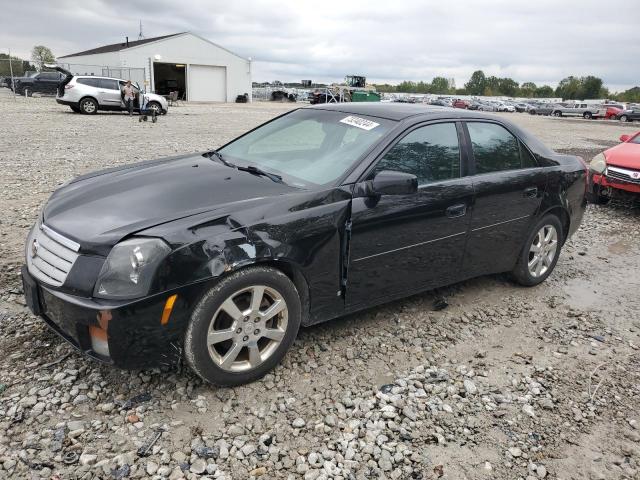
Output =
[{"x1": 22, "y1": 265, "x2": 205, "y2": 369}]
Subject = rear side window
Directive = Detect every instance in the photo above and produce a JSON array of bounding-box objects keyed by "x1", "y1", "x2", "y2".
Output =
[
  {"x1": 76, "y1": 78, "x2": 100, "y2": 87},
  {"x1": 467, "y1": 122, "x2": 537, "y2": 173},
  {"x1": 374, "y1": 122, "x2": 461, "y2": 185},
  {"x1": 99, "y1": 79, "x2": 119, "y2": 90}
]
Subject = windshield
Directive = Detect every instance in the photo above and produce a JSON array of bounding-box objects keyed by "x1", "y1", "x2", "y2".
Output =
[
  {"x1": 631, "y1": 134, "x2": 640, "y2": 145},
  {"x1": 219, "y1": 109, "x2": 394, "y2": 187}
]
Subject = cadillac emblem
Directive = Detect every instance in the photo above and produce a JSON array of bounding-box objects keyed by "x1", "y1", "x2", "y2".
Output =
[{"x1": 31, "y1": 239, "x2": 39, "y2": 258}]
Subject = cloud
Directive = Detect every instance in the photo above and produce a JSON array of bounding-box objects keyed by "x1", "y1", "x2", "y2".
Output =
[{"x1": 1, "y1": 0, "x2": 638, "y2": 91}]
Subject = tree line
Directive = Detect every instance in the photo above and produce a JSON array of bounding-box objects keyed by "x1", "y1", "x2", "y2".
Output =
[
  {"x1": 373, "y1": 70, "x2": 640, "y2": 102},
  {"x1": 0, "y1": 46, "x2": 56, "y2": 77}
]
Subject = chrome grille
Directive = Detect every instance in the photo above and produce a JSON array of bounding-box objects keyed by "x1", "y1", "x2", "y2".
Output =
[
  {"x1": 26, "y1": 224, "x2": 80, "y2": 287},
  {"x1": 606, "y1": 165, "x2": 640, "y2": 185}
]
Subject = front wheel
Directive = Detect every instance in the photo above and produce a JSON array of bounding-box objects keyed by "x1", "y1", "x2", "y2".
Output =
[
  {"x1": 512, "y1": 215, "x2": 563, "y2": 286},
  {"x1": 553, "y1": 111, "x2": 562, "y2": 117},
  {"x1": 184, "y1": 266, "x2": 301, "y2": 386},
  {"x1": 147, "y1": 101, "x2": 162, "y2": 115},
  {"x1": 583, "y1": 112, "x2": 593, "y2": 119},
  {"x1": 619, "y1": 115, "x2": 629, "y2": 122}
]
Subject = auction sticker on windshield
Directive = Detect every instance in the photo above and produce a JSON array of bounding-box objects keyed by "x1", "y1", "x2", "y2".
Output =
[{"x1": 340, "y1": 116, "x2": 380, "y2": 131}]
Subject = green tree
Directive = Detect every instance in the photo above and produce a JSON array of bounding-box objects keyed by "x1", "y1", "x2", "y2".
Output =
[
  {"x1": 497, "y1": 78, "x2": 519, "y2": 97},
  {"x1": 430, "y1": 76, "x2": 450, "y2": 94},
  {"x1": 534, "y1": 85, "x2": 554, "y2": 98},
  {"x1": 617, "y1": 86, "x2": 640, "y2": 103},
  {"x1": 0, "y1": 53, "x2": 35, "y2": 76},
  {"x1": 464, "y1": 70, "x2": 486, "y2": 95},
  {"x1": 31, "y1": 45, "x2": 55, "y2": 71},
  {"x1": 578, "y1": 75, "x2": 603, "y2": 99},
  {"x1": 555, "y1": 76, "x2": 581, "y2": 99},
  {"x1": 520, "y1": 82, "x2": 537, "y2": 97}
]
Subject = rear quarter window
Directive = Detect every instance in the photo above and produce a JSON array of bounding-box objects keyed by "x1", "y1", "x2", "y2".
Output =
[{"x1": 76, "y1": 78, "x2": 100, "y2": 87}]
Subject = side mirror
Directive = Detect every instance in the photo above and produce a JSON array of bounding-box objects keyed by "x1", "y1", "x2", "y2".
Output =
[
  {"x1": 368, "y1": 170, "x2": 418, "y2": 196},
  {"x1": 620, "y1": 134, "x2": 630, "y2": 142}
]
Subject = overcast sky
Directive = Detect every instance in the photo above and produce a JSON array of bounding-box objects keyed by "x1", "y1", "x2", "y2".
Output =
[{"x1": 2, "y1": 0, "x2": 638, "y2": 91}]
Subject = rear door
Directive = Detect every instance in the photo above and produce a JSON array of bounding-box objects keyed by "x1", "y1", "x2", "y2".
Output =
[
  {"x1": 462, "y1": 120, "x2": 547, "y2": 277},
  {"x1": 98, "y1": 79, "x2": 122, "y2": 107},
  {"x1": 346, "y1": 121, "x2": 474, "y2": 308}
]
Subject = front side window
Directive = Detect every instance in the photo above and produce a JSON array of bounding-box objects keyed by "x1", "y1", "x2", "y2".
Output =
[
  {"x1": 220, "y1": 109, "x2": 393, "y2": 187},
  {"x1": 467, "y1": 122, "x2": 536, "y2": 173},
  {"x1": 374, "y1": 122, "x2": 461, "y2": 185}
]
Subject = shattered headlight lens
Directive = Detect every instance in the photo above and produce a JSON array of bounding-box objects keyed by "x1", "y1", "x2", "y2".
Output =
[
  {"x1": 94, "y1": 238, "x2": 170, "y2": 299},
  {"x1": 589, "y1": 153, "x2": 607, "y2": 174}
]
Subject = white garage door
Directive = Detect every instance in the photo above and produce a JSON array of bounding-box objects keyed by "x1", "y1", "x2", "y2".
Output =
[{"x1": 189, "y1": 65, "x2": 227, "y2": 102}]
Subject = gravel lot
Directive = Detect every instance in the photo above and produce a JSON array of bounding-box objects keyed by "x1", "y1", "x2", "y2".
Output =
[{"x1": 0, "y1": 89, "x2": 639, "y2": 480}]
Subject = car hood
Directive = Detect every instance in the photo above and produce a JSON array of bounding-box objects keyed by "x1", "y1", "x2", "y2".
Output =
[
  {"x1": 605, "y1": 142, "x2": 640, "y2": 169},
  {"x1": 43, "y1": 153, "x2": 297, "y2": 252}
]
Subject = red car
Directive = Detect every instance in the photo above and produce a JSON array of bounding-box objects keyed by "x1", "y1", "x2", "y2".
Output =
[
  {"x1": 588, "y1": 131, "x2": 640, "y2": 203},
  {"x1": 604, "y1": 106, "x2": 623, "y2": 119},
  {"x1": 452, "y1": 99, "x2": 470, "y2": 109}
]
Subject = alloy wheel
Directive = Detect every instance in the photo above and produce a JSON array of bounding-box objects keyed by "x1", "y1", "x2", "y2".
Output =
[
  {"x1": 82, "y1": 100, "x2": 96, "y2": 113},
  {"x1": 206, "y1": 285, "x2": 288, "y2": 372},
  {"x1": 527, "y1": 225, "x2": 558, "y2": 278}
]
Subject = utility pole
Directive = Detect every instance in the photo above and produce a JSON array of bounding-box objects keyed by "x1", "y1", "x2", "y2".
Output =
[{"x1": 8, "y1": 48, "x2": 16, "y2": 101}]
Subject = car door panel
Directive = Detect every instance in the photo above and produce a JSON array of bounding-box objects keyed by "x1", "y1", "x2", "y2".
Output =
[
  {"x1": 347, "y1": 179, "x2": 473, "y2": 307},
  {"x1": 99, "y1": 79, "x2": 122, "y2": 107},
  {"x1": 345, "y1": 121, "x2": 473, "y2": 308},
  {"x1": 461, "y1": 121, "x2": 547, "y2": 278}
]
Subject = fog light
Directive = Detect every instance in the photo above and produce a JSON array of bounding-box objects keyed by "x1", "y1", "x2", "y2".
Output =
[{"x1": 89, "y1": 325, "x2": 110, "y2": 357}]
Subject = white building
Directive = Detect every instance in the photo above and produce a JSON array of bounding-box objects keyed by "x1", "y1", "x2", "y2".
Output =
[{"x1": 58, "y1": 32, "x2": 252, "y2": 102}]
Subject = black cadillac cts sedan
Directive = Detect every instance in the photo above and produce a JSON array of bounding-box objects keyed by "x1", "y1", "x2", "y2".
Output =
[{"x1": 22, "y1": 103, "x2": 587, "y2": 386}]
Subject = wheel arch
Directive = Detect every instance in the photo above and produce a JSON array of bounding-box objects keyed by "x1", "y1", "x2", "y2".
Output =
[
  {"x1": 538, "y1": 205, "x2": 570, "y2": 245},
  {"x1": 79, "y1": 95, "x2": 99, "y2": 107}
]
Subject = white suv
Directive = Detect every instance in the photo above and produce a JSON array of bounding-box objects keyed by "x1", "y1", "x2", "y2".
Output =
[{"x1": 51, "y1": 66, "x2": 168, "y2": 115}]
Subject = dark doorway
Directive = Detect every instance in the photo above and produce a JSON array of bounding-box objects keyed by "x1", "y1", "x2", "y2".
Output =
[{"x1": 153, "y1": 63, "x2": 186, "y2": 98}]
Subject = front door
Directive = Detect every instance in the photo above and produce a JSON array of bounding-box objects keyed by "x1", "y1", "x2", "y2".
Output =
[
  {"x1": 461, "y1": 121, "x2": 547, "y2": 277},
  {"x1": 346, "y1": 121, "x2": 473, "y2": 308}
]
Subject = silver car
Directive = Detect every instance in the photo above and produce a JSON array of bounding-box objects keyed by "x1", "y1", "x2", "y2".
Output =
[{"x1": 50, "y1": 66, "x2": 168, "y2": 115}]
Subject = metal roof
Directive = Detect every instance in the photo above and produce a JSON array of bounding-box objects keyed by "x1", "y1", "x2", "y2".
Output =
[{"x1": 59, "y1": 33, "x2": 185, "y2": 58}]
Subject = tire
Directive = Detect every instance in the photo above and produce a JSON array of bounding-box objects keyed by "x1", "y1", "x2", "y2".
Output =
[
  {"x1": 619, "y1": 115, "x2": 628, "y2": 122},
  {"x1": 69, "y1": 106, "x2": 80, "y2": 113},
  {"x1": 529, "y1": 110, "x2": 536, "y2": 115},
  {"x1": 553, "y1": 111, "x2": 562, "y2": 117},
  {"x1": 79, "y1": 97, "x2": 98, "y2": 114},
  {"x1": 185, "y1": 266, "x2": 301, "y2": 386},
  {"x1": 583, "y1": 112, "x2": 592, "y2": 119},
  {"x1": 147, "y1": 101, "x2": 162, "y2": 115},
  {"x1": 511, "y1": 214, "x2": 563, "y2": 286}
]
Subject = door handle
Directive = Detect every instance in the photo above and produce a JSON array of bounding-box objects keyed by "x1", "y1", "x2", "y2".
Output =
[
  {"x1": 446, "y1": 203, "x2": 467, "y2": 218},
  {"x1": 523, "y1": 187, "x2": 538, "y2": 198}
]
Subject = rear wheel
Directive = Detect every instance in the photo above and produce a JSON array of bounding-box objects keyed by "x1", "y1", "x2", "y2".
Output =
[
  {"x1": 583, "y1": 112, "x2": 593, "y2": 119},
  {"x1": 553, "y1": 111, "x2": 562, "y2": 117},
  {"x1": 512, "y1": 215, "x2": 563, "y2": 286},
  {"x1": 79, "y1": 97, "x2": 98, "y2": 114},
  {"x1": 185, "y1": 266, "x2": 301, "y2": 386}
]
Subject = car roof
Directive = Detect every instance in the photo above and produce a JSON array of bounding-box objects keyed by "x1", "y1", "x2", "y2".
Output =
[
  {"x1": 74, "y1": 76, "x2": 124, "y2": 82},
  {"x1": 305, "y1": 102, "x2": 510, "y2": 122}
]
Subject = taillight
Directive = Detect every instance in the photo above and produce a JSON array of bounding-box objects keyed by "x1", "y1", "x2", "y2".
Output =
[{"x1": 65, "y1": 84, "x2": 74, "y2": 89}]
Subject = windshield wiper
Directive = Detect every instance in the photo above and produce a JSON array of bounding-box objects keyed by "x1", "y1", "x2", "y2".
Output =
[
  {"x1": 237, "y1": 165, "x2": 284, "y2": 184},
  {"x1": 205, "y1": 150, "x2": 235, "y2": 168}
]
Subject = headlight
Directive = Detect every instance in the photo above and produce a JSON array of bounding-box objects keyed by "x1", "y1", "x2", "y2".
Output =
[
  {"x1": 94, "y1": 238, "x2": 170, "y2": 299},
  {"x1": 589, "y1": 153, "x2": 607, "y2": 174}
]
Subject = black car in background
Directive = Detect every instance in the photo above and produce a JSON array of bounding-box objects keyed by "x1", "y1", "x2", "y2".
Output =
[
  {"x1": 617, "y1": 108, "x2": 640, "y2": 122},
  {"x1": 22, "y1": 103, "x2": 587, "y2": 386},
  {"x1": 13, "y1": 71, "x2": 65, "y2": 95}
]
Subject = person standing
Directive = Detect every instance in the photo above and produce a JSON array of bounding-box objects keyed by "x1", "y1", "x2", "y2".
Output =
[{"x1": 122, "y1": 80, "x2": 135, "y2": 116}]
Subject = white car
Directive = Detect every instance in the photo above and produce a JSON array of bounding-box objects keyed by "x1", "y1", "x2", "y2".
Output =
[
  {"x1": 49, "y1": 65, "x2": 168, "y2": 115},
  {"x1": 496, "y1": 103, "x2": 516, "y2": 112}
]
